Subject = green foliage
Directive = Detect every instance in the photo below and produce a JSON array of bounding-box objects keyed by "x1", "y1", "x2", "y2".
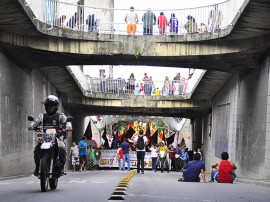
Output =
[
  {"x1": 134, "y1": 46, "x2": 144, "y2": 60},
  {"x1": 153, "y1": 120, "x2": 165, "y2": 128}
]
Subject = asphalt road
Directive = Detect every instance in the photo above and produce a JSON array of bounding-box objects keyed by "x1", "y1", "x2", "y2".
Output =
[{"x1": 0, "y1": 170, "x2": 269, "y2": 202}]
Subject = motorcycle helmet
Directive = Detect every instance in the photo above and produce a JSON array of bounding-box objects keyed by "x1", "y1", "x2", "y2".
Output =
[{"x1": 44, "y1": 95, "x2": 59, "y2": 115}]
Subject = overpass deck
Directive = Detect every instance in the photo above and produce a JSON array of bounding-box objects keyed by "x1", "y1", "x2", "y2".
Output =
[{"x1": 0, "y1": 0, "x2": 270, "y2": 117}]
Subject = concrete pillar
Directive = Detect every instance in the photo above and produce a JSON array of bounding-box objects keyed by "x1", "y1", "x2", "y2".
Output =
[
  {"x1": 193, "y1": 117, "x2": 203, "y2": 151},
  {"x1": 84, "y1": 0, "x2": 114, "y2": 34},
  {"x1": 72, "y1": 113, "x2": 86, "y2": 143}
]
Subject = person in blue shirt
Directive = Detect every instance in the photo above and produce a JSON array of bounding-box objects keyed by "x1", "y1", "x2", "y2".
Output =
[
  {"x1": 120, "y1": 138, "x2": 130, "y2": 171},
  {"x1": 178, "y1": 153, "x2": 206, "y2": 182},
  {"x1": 78, "y1": 136, "x2": 88, "y2": 172},
  {"x1": 169, "y1": 13, "x2": 179, "y2": 34},
  {"x1": 180, "y1": 147, "x2": 189, "y2": 169},
  {"x1": 174, "y1": 144, "x2": 182, "y2": 172}
]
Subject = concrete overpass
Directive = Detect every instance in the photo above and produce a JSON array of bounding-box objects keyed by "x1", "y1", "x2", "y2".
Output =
[
  {"x1": 1, "y1": 0, "x2": 269, "y2": 118},
  {"x1": 0, "y1": 0, "x2": 269, "y2": 73}
]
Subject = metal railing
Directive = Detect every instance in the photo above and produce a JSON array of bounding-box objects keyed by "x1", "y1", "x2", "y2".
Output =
[
  {"x1": 24, "y1": 0, "x2": 246, "y2": 36},
  {"x1": 87, "y1": 77, "x2": 189, "y2": 96}
]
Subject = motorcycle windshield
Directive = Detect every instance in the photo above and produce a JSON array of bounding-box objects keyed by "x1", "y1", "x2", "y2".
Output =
[{"x1": 42, "y1": 128, "x2": 56, "y2": 142}]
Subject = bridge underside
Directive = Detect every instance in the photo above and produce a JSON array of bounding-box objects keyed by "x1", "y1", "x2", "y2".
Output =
[
  {"x1": 0, "y1": 0, "x2": 269, "y2": 118},
  {"x1": 63, "y1": 102, "x2": 210, "y2": 119},
  {"x1": 0, "y1": 43, "x2": 265, "y2": 75}
]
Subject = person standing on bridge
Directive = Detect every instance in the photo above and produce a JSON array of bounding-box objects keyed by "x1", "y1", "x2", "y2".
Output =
[
  {"x1": 169, "y1": 13, "x2": 179, "y2": 34},
  {"x1": 124, "y1": 7, "x2": 139, "y2": 35},
  {"x1": 143, "y1": 73, "x2": 150, "y2": 95},
  {"x1": 127, "y1": 73, "x2": 136, "y2": 93},
  {"x1": 100, "y1": 69, "x2": 106, "y2": 92},
  {"x1": 208, "y1": 4, "x2": 223, "y2": 32},
  {"x1": 142, "y1": 8, "x2": 156, "y2": 35},
  {"x1": 157, "y1": 12, "x2": 168, "y2": 35}
]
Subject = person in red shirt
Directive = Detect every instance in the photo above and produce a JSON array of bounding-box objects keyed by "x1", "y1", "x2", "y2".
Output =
[
  {"x1": 210, "y1": 152, "x2": 237, "y2": 183},
  {"x1": 117, "y1": 147, "x2": 123, "y2": 170},
  {"x1": 157, "y1": 12, "x2": 168, "y2": 35}
]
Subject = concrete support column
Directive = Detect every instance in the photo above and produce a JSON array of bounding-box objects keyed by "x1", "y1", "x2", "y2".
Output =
[
  {"x1": 64, "y1": 112, "x2": 85, "y2": 170},
  {"x1": 72, "y1": 113, "x2": 86, "y2": 143},
  {"x1": 194, "y1": 117, "x2": 203, "y2": 151}
]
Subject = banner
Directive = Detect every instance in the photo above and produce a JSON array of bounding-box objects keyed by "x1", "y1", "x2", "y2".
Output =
[{"x1": 99, "y1": 150, "x2": 153, "y2": 169}]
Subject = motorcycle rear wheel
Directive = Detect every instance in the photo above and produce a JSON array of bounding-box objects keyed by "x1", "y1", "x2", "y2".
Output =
[
  {"x1": 49, "y1": 178, "x2": 58, "y2": 189},
  {"x1": 40, "y1": 153, "x2": 49, "y2": 192}
]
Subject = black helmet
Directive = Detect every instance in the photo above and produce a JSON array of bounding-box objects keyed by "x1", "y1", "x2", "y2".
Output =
[{"x1": 44, "y1": 95, "x2": 59, "y2": 115}]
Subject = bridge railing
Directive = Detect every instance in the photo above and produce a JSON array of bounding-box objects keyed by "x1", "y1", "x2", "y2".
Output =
[
  {"x1": 87, "y1": 77, "x2": 190, "y2": 97},
  {"x1": 24, "y1": 0, "x2": 246, "y2": 36}
]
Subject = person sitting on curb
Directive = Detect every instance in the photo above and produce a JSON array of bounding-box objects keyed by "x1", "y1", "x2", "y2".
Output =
[
  {"x1": 178, "y1": 152, "x2": 206, "y2": 182},
  {"x1": 210, "y1": 152, "x2": 237, "y2": 183}
]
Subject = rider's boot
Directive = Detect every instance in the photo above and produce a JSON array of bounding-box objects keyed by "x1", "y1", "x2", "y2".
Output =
[{"x1": 34, "y1": 165, "x2": 39, "y2": 176}]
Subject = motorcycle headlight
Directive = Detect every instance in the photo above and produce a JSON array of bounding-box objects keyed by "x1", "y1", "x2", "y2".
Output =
[{"x1": 43, "y1": 133, "x2": 53, "y2": 142}]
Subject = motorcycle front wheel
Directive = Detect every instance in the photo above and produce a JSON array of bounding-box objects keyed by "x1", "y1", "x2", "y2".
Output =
[
  {"x1": 40, "y1": 152, "x2": 49, "y2": 192},
  {"x1": 49, "y1": 178, "x2": 58, "y2": 189}
]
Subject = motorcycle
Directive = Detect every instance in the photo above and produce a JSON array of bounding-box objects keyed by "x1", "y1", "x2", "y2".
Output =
[{"x1": 28, "y1": 115, "x2": 73, "y2": 192}]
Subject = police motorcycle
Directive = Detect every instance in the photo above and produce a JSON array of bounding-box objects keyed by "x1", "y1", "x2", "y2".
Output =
[{"x1": 28, "y1": 116, "x2": 73, "y2": 192}]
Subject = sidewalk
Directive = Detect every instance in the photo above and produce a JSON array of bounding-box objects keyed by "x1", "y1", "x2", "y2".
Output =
[
  {"x1": 205, "y1": 173, "x2": 270, "y2": 187},
  {"x1": 234, "y1": 177, "x2": 270, "y2": 187}
]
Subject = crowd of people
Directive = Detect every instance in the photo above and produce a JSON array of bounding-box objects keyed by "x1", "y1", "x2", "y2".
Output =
[
  {"x1": 123, "y1": 4, "x2": 223, "y2": 35},
  {"x1": 69, "y1": 136, "x2": 102, "y2": 172},
  {"x1": 70, "y1": 131, "x2": 237, "y2": 184},
  {"x1": 51, "y1": 3, "x2": 223, "y2": 35},
  {"x1": 95, "y1": 70, "x2": 190, "y2": 96}
]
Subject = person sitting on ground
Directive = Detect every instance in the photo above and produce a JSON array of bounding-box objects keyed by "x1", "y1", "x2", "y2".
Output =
[
  {"x1": 210, "y1": 152, "x2": 237, "y2": 183},
  {"x1": 178, "y1": 152, "x2": 206, "y2": 182}
]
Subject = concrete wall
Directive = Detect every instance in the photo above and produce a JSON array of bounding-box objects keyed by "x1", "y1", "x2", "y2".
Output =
[
  {"x1": 177, "y1": 119, "x2": 192, "y2": 150},
  {"x1": 203, "y1": 54, "x2": 270, "y2": 180},
  {"x1": 0, "y1": 49, "x2": 72, "y2": 178}
]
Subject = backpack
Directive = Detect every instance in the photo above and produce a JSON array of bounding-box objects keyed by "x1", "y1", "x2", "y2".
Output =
[{"x1": 137, "y1": 136, "x2": 145, "y2": 150}]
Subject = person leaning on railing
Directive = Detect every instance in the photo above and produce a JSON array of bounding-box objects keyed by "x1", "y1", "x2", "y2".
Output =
[
  {"x1": 124, "y1": 7, "x2": 139, "y2": 35},
  {"x1": 142, "y1": 8, "x2": 156, "y2": 35},
  {"x1": 184, "y1": 15, "x2": 198, "y2": 33}
]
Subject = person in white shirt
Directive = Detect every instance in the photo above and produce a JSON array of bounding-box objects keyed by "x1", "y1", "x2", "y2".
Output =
[
  {"x1": 134, "y1": 129, "x2": 148, "y2": 174},
  {"x1": 150, "y1": 144, "x2": 158, "y2": 172},
  {"x1": 124, "y1": 6, "x2": 139, "y2": 35},
  {"x1": 208, "y1": 4, "x2": 223, "y2": 32},
  {"x1": 69, "y1": 142, "x2": 79, "y2": 171}
]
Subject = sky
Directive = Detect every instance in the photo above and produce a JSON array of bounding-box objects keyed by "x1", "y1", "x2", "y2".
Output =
[
  {"x1": 83, "y1": 0, "x2": 225, "y2": 81},
  {"x1": 114, "y1": 0, "x2": 225, "y2": 10}
]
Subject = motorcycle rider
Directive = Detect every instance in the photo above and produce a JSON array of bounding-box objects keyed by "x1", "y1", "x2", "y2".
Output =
[{"x1": 29, "y1": 95, "x2": 72, "y2": 176}]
